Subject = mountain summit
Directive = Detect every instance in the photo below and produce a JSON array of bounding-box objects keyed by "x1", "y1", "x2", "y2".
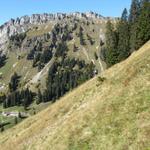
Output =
[{"x1": 0, "y1": 12, "x2": 116, "y2": 54}]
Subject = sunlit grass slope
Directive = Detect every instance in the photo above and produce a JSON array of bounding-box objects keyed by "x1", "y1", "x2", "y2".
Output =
[{"x1": 0, "y1": 41, "x2": 150, "y2": 150}]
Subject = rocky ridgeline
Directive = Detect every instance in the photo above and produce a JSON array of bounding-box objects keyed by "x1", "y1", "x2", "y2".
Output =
[{"x1": 0, "y1": 12, "x2": 116, "y2": 53}]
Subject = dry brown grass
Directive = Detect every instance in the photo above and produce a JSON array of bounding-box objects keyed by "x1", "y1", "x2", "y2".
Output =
[{"x1": 0, "y1": 41, "x2": 150, "y2": 150}]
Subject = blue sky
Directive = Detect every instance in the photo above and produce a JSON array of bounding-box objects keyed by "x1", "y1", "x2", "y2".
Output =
[{"x1": 0, "y1": 0, "x2": 131, "y2": 25}]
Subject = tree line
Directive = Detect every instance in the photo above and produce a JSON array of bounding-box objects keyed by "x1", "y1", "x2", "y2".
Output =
[
  {"x1": 36, "y1": 57, "x2": 95, "y2": 104},
  {"x1": 104, "y1": 0, "x2": 150, "y2": 67},
  {"x1": 2, "y1": 72, "x2": 33, "y2": 109}
]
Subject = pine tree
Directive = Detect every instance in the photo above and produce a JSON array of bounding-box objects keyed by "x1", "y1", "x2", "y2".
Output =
[
  {"x1": 14, "y1": 117, "x2": 18, "y2": 124},
  {"x1": 135, "y1": 1, "x2": 150, "y2": 49},
  {"x1": 40, "y1": 49, "x2": 52, "y2": 64},
  {"x1": 129, "y1": 0, "x2": 140, "y2": 23},
  {"x1": 33, "y1": 52, "x2": 41, "y2": 67},
  {"x1": 0, "y1": 54, "x2": 6, "y2": 68},
  {"x1": 129, "y1": 0, "x2": 141, "y2": 51},
  {"x1": 55, "y1": 42, "x2": 68, "y2": 58},
  {"x1": 9, "y1": 72, "x2": 19, "y2": 92},
  {"x1": 117, "y1": 8, "x2": 130, "y2": 61},
  {"x1": 79, "y1": 26, "x2": 85, "y2": 45},
  {"x1": 105, "y1": 20, "x2": 118, "y2": 67},
  {"x1": 23, "y1": 88, "x2": 32, "y2": 109},
  {"x1": 36, "y1": 89, "x2": 42, "y2": 104}
]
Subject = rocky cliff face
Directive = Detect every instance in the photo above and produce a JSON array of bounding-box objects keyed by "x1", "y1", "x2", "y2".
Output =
[{"x1": 0, "y1": 12, "x2": 116, "y2": 54}]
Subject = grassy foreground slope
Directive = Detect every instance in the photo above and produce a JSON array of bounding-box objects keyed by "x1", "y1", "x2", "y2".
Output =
[{"x1": 0, "y1": 41, "x2": 150, "y2": 150}]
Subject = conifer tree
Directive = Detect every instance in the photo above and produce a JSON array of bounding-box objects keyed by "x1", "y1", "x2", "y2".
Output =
[
  {"x1": 105, "y1": 21, "x2": 118, "y2": 67},
  {"x1": 14, "y1": 117, "x2": 18, "y2": 124},
  {"x1": 79, "y1": 26, "x2": 85, "y2": 45},
  {"x1": 129, "y1": 0, "x2": 141, "y2": 51},
  {"x1": 9, "y1": 72, "x2": 19, "y2": 92},
  {"x1": 135, "y1": 1, "x2": 150, "y2": 49},
  {"x1": 36, "y1": 89, "x2": 42, "y2": 104},
  {"x1": 117, "y1": 8, "x2": 130, "y2": 61},
  {"x1": 129, "y1": 0, "x2": 140, "y2": 23},
  {"x1": 0, "y1": 54, "x2": 6, "y2": 68}
]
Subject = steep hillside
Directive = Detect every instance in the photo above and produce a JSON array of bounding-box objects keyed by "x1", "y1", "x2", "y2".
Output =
[
  {"x1": 0, "y1": 12, "x2": 118, "y2": 132},
  {"x1": 0, "y1": 41, "x2": 150, "y2": 150},
  {"x1": 0, "y1": 12, "x2": 117, "y2": 93}
]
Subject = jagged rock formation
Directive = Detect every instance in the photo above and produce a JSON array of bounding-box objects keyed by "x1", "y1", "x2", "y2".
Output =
[{"x1": 0, "y1": 12, "x2": 117, "y2": 54}]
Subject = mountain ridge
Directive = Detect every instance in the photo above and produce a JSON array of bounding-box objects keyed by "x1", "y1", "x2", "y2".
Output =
[
  {"x1": 0, "y1": 11, "x2": 112, "y2": 93},
  {"x1": 0, "y1": 11, "x2": 117, "y2": 54}
]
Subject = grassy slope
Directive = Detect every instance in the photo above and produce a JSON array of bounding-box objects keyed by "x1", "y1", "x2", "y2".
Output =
[
  {"x1": 0, "y1": 18, "x2": 107, "y2": 130},
  {"x1": 67, "y1": 19, "x2": 107, "y2": 72},
  {"x1": 0, "y1": 41, "x2": 150, "y2": 150},
  {"x1": 24, "y1": 19, "x2": 107, "y2": 92},
  {"x1": 26, "y1": 23, "x2": 54, "y2": 38},
  {"x1": 0, "y1": 19, "x2": 106, "y2": 93},
  {"x1": 0, "y1": 50, "x2": 37, "y2": 92}
]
